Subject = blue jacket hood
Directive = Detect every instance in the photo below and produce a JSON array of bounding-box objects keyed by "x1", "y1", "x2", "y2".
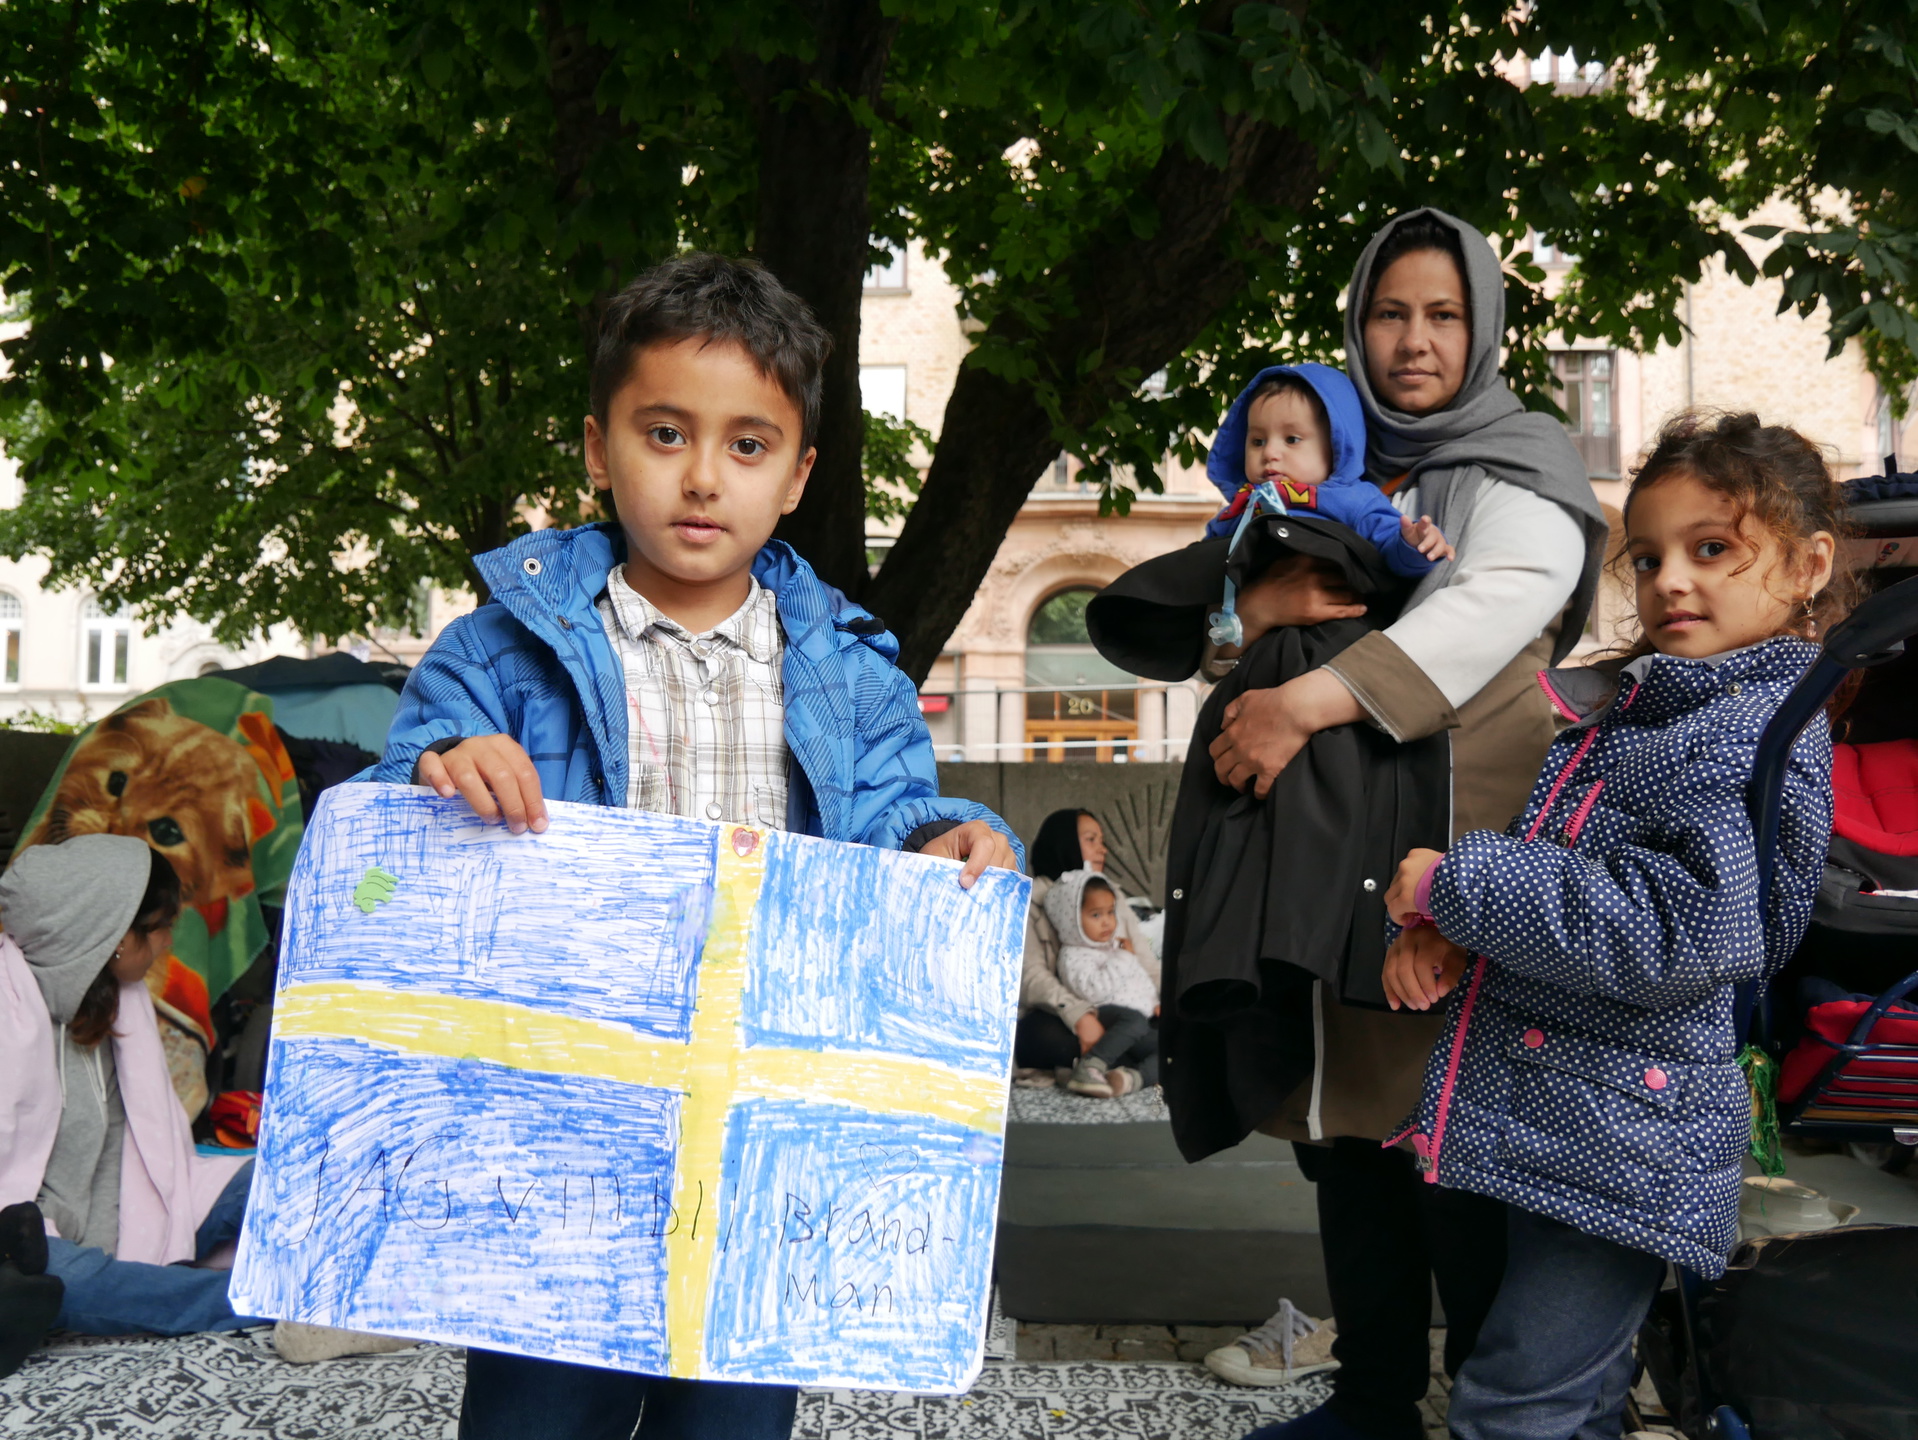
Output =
[{"x1": 1204, "y1": 364, "x2": 1367, "y2": 537}]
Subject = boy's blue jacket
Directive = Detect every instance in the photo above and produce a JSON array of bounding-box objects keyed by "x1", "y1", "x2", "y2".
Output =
[
  {"x1": 1399, "y1": 638, "x2": 1831, "y2": 1278},
  {"x1": 369, "y1": 523, "x2": 1022, "y2": 863},
  {"x1": 1204, "y1": 363, "x2": 1433, "y2": 578}
]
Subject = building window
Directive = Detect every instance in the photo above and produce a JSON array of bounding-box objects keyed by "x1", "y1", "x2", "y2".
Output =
[
  {"x1": 864, "y1": 244, "x2": 908, "y2": 293},
  {"x1": 81, "y1": 599, "x2": 132, "y2": 689},
  {"x1": 1552, "y1": 351, "x2": 1620, "y2": 479},
  {"x1": 1877, "y1": 390, "x2": 1900, "y2": 471},
  {"x1": 0, "y1": 592, "x2": 20, "y2": 687},
  {"x1": 1024, "y1": 587, "x2": 1137, "y2": 762},
  {"x1": 1527, "y1": 50, "x2": 1606, "y2": 90},
  {"x1": 859, "y1": 364, "x2": 908, "y2": 422}
]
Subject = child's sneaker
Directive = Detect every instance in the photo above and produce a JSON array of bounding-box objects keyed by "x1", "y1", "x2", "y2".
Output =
[
  {"x1": 1067, "y1": 1056, "x2": 1114, "y2": 1097},
  {"x1": 1106, "y1": 1066, "x2": 1144, "y2": 1097},
  {"x1": 1204, "y1": 1298, "x2": 1338, "y2": 1386}
]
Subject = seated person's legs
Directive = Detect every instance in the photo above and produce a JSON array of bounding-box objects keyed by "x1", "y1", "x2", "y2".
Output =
[
  {"x1": 1113, "y1": 1018, "x2": 1159, "y2": 1087},
  {"x1": 1088, "y1": 1004, "x2": 1151, "y2": 1066},
  {"x1": 194, "y1": 1159, "x2": 254, "y2": 1258},
  {"x1": 1013, "y1": 1008, "x2": 1081, "y2": 1070},
  {"x1": 46, "y1": 1238, "x2": 257, "y2": 1336}
]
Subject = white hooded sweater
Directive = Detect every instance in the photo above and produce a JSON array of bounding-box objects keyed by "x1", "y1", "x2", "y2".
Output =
[{"x1": 1041, "y1": 869, "x2": 1159, "y2": 1016}]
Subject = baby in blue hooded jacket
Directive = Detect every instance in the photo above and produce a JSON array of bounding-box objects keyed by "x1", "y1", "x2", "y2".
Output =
[{"x1": 1205, "y1": 364, "x2": 1450, "y2": 656}]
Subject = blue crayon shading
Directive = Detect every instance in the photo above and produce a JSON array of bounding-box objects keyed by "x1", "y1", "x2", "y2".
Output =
[
  {"x1": 701, "y1": 1098, "x2": 1004, "y2": 1390},
  {"x1": 741, "y1": 832, "x2": 1024, "y2": 1070},
  {"x1": 229, "y1": 1036, "x2": 680, "y2": 1372},
  {"x1": 280, "y1": 785, "x2": 713, "y2": 1040}
]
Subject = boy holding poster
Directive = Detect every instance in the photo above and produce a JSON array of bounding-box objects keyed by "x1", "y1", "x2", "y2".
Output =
[{"x1": 370, "y1": 253, "x2": 1022, "y2": 1440}]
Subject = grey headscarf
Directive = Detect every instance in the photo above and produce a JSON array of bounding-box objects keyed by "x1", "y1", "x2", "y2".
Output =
[{"x1": 1344, "y1": 208, "x2": 1608, "y2": 663}]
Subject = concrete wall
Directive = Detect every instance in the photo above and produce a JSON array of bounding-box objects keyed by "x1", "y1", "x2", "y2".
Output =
[{"x1": 938, "y1": 761, "x2": 1182, "y2": 906}]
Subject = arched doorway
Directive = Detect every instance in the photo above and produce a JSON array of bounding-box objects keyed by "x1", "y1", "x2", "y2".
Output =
[{"x1": 1023, "y1": 587, "x2": 1138, "y2": 761}]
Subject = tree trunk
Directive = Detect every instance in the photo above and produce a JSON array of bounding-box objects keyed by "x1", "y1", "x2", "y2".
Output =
[
  {"x1": 543, "y1": 6, "x2": 635, "y2": 355},
  {"x1": 867, "y1": 119, "x2": 1324, "y2": 683},
  {"x1": 742, "y1": 0, "x2": 900, "y2": 600}
]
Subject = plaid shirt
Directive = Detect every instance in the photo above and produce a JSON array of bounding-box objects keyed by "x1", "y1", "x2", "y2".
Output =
[{"x1": 594, "y1": 567, "x2": 788, "y2": 829}]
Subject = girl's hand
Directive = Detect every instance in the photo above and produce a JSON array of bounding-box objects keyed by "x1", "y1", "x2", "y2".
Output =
[
  {"x1": 1382, "y1": 926, "x2": 1471, "y2": 1012},
  {"x1": 1400, "y1": 514, "x2": 1456, "y2": 562},
  {"x1": 1384, "y1": 848, "x2": 1446, "y2": 926},
  {"x1": 1074, "y1": 1012, "x2": 1106, "y2": 1053},
  {"x1": 1210, "y1": 668, "x2": 1366, "y2": 797}
]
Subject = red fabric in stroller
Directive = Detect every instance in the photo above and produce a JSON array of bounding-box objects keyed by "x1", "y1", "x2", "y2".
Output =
[
  {"x1": 1831, "y1": 738, "x2": 1918, "y2": 857},
  {"x1": 1777, "y1": 995, "x2": 1918, "y2": 1104}
]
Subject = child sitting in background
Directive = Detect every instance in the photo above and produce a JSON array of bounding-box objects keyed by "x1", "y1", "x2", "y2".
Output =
[
  {"x1": 1044, "y1": 870, "x2": 1159, "y2": 1098},
  {"x1": 1374, "y1": 411, "x2": 1844, "y2": 1440}
]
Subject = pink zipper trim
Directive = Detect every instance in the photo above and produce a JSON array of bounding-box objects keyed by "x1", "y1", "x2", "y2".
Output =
[
  {"x1": 1417, "y1": 722, "x2": 1603, "y2": 1184},
  {"x1": 1560, "y1": 779, "x2": 1606, "y2": 847},
  {"x1": 1422, "y1": 956, "x2": 1488, "y2": 1184},
  {"x1": 1527, "y1": 727, "x2": 1600, "y2": 842},
  {"x1": 1535, "y1": 671, "x2": 1580, "y2": 722}
]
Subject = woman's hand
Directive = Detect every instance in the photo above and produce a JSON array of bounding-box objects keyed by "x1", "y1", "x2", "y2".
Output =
[
  {"x1": 1210, "y1": 668, "x2": 1367, "y2": 797},
  {"x1": 1074, "y1": 1011, "x2": 1106, "y2": 1053},
  {"x1": 1384, "y1": 848, "x2": 1446, "y2": 927},
  {"x1": 1382, "y1": 926, "x2": 1471, "y2": 1012}
]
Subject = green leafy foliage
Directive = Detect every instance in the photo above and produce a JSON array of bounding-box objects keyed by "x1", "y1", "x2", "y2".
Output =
[
  {"x1": 1, "y1": 0, "x2": 1915, "y2": 649},
  {"x1": 861, "y1": 410, "x2": 933, "y2": 524}
]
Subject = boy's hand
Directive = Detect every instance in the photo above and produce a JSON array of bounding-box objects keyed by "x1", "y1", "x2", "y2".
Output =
[
  {"x1": 1382, "y1": 926, "x2": 1470, "y2": 1012},
  {"x1": 1384, "y1": 847, "x2": 1446, "y2": 927},
  {"x1": 918, "y1": 819, "x2": 1018, "y2": 889},
  {"x1": 1400, "y1": 514, "x2": 1456, "y2": 563},
  {"x1": 417, "y1": 735, "x2": 549, "y2": 835}
]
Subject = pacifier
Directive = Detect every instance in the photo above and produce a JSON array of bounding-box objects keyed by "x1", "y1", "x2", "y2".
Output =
[{"x1": 1206, "y1": 481, "x2": 1289, "y2": 650}]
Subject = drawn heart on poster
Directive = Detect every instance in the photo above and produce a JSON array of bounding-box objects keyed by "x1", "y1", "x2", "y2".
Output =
[{"x1": 858, "y1": 1143, "x2": 922, "y2": 1189}]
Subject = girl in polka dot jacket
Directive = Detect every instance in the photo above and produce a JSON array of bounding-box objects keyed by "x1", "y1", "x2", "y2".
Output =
[{"x1": 1375, "y1": 412, "x2": 1845, "y2": 1440}]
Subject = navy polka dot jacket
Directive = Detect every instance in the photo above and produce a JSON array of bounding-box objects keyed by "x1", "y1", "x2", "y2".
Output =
[{"x1": 1395, "y1": 637, "x2": 1832, "y2": 1278}]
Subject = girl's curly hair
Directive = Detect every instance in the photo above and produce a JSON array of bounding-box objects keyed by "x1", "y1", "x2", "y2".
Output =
[{"x1": 1610, "y1": 410, "x2": 1857, "y2": 659}]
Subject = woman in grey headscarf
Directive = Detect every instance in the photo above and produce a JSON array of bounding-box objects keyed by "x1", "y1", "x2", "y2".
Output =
[{"x1": 1215, "y1": 211, "x2": 1607, "y2": 1440}]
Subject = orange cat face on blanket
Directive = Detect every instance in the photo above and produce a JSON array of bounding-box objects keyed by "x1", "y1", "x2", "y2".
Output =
[{"x1": 28, "y1": 698, "x2": 276, "y2": 912}]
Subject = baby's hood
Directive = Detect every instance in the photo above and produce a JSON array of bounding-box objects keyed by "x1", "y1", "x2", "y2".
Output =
[
  {"x1": 1041, "y1": 867, "x2": 1108, "y2": 949},
  {"x1": 1204, "y1": 363, "x2": 1368, "y2": 537},
  {"x1": 0, "y1": 835, "x2": 152, "y2": 1024}
]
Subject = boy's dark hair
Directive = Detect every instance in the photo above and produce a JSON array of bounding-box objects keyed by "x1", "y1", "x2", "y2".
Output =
[
  {"x1": 590, "y1": 253, "x2": 833, "y2": 449},
  {"x1": 1365, "y1": 213, "x2": 1471, "y2": 314},
  {"x1": 1081, "y1": 875, "x2": 1115, "y2": 901},
  {"x1": 70, "y1": 848, "x2": 181, "y2": 1049},
  {"x1": 1244, "y1": 373, "x2": 1328, "y2": 430}
]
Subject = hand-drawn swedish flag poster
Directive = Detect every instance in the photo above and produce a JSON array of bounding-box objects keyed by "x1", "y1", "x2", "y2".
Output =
[{"x1": 228, "y1": 784, "x2": 1030, "y2": 1392}]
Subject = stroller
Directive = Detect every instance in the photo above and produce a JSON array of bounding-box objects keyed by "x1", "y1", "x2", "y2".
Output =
[{"x1": 1643, "y1": 475, "x2": 1918, "y2": 1440}]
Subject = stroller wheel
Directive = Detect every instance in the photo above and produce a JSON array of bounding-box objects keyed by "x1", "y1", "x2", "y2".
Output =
[{"x1": 1708, "y1": 1406, "x2": 1753, "y2": 1440}]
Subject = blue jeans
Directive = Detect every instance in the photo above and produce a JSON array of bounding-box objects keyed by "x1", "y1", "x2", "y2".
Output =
[
  {"x1": 46, "y1": 1160, "x2": 260, "y2": 1337},
  {"x1": 1446, "y1": 1204, "x2": 1666, "y2": 1440},
  {"x1": 460, "y1": 1349, "x2": 798, "y2": 1440}
]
